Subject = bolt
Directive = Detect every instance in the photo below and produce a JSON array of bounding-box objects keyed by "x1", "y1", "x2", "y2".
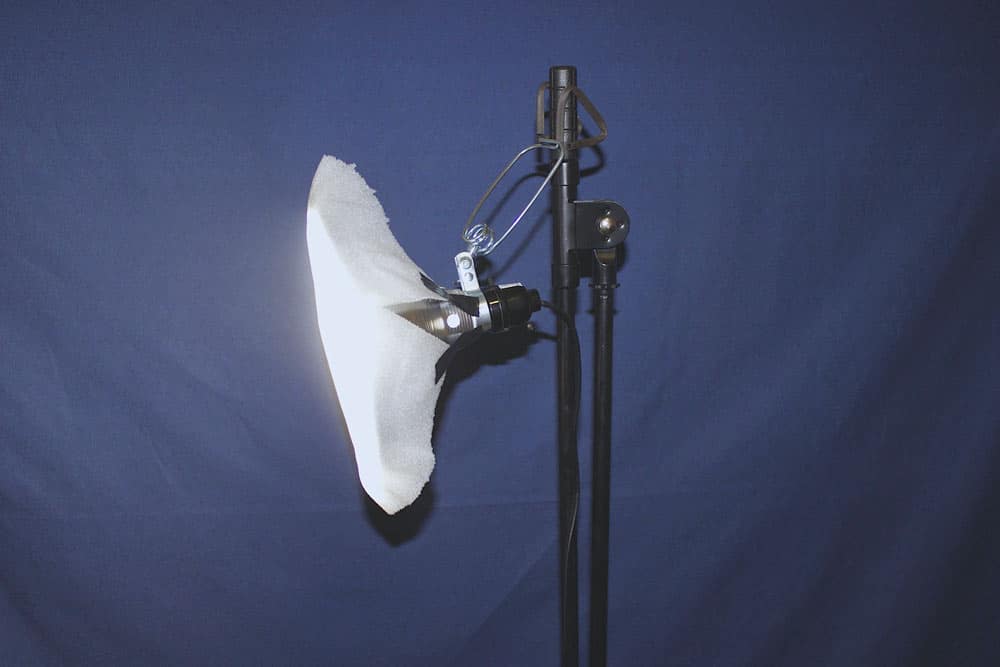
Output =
[{"x1": 597, "y1": 212, "x2": 623, "y2": 238}]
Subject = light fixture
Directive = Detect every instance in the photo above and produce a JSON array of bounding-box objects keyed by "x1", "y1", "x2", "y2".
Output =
[{"x1": 307, "y1": 67, "x2": 628, "y2": 667}]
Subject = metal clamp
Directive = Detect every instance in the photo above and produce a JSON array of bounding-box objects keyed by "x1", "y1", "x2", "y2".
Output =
[{"x1": 454, "y1": 251, "x2": 481, "y2": 292}]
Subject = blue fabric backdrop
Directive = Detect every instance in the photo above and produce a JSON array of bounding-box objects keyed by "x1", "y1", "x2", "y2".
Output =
[{"x1": 2, "y1": 1, "x2": 998, "y2": 665}]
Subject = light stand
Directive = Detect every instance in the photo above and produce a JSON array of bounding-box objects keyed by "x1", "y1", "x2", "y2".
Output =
[{"x1": 543, "y1": 65, "x2": 628, "y2": 667}]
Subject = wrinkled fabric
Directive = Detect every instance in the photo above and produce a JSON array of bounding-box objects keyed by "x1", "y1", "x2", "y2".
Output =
[{"x1": 307, "y1": 156, "x2": 447, "y2": 514}]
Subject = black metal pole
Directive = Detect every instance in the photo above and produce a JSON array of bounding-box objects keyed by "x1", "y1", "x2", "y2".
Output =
[
  {"x1": 550, "y1": 64, "x2": 580, "y2": 667},
  {"x1": 590, "y1": 248, "x2": 617, "y2": 667}
]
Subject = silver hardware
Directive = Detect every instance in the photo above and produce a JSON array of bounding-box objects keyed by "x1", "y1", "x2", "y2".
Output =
[
  {"x1": 597, "y1": 212, "x2": 623, "y2": 238},
  {"x1": 454, "y1": 251, "x2": 481, "y2": 292},
  {"x1": 461, "y1": 139, "x2": 565, "y2": 256}
]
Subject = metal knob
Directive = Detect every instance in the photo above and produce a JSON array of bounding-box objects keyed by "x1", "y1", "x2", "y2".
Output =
[{"x1": 597, "y1": 212, "x2": 624, "y2": 238}]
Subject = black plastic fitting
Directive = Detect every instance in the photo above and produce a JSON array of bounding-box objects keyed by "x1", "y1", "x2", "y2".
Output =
[{"x1": 482, "y1": 284, "x2": 542, "y2": 332}]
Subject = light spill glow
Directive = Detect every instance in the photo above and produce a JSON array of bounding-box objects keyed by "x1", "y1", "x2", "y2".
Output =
[{"x1": 306, "y1": 156, "x2": 448, "y2": 514}]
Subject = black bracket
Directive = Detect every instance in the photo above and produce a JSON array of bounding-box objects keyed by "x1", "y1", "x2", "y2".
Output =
[{"x1": 573, "y1": 200, "x2": 629, "y2": 251}]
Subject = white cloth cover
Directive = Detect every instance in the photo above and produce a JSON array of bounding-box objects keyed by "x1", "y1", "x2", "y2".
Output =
[{"x1": 306, "y1": 156, "x2": 448, "y2": 514}]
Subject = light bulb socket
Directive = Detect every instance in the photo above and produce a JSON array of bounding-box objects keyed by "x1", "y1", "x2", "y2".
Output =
[{"x1": 483, "y1": 284, "x2": 542, "y2": 332}]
